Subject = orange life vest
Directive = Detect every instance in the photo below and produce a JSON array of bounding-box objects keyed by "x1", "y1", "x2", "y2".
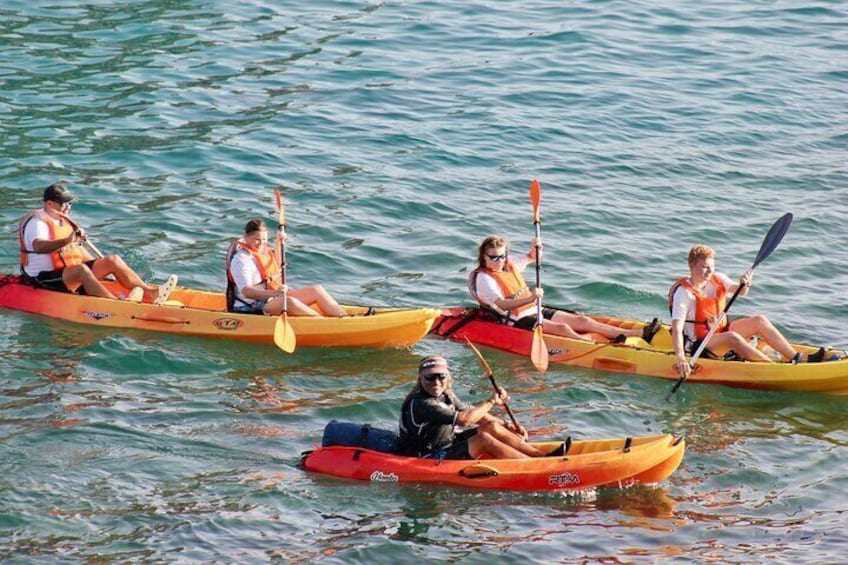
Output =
[
  {"x1": 226, "y1": 241, "x2": 281, "y2": 289},
  {"x1": 668, "y1": 275, "x2": 729, "y2": 339},
  {"x1": 18, "y1": 210, "x2": 87, "y2": 272},
  {"x1": 468, "y1": 261, "x2": 532, "y2": 320}
]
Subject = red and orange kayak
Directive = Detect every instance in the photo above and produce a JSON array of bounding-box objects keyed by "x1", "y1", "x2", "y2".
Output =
[
  {"x1": 301, "y1": 432, "x2": 685, "y2": 492},
  {"x1": 0, "y1": 274, "x2": 439, "y2": 349},
  {"x1": 431, "y1": 307, "x2": 848, "y2": 395}
]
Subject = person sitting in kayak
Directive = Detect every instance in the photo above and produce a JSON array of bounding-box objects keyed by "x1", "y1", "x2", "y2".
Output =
[
  {"x1": 399, "y1": 355, "x2": 549, "y2": 459},
  {"x1": 18, "y1": 182, "x2": 175, "y2": 303},
  {"x1": 669, "y1": 244, "x2": 824, "y2": 378},
  {"x1": 469, "y1": 234, "x2": 661, "y2": 343},
  {"x1": 225, "y1": 218, "x2": 347, "y2": 316}
]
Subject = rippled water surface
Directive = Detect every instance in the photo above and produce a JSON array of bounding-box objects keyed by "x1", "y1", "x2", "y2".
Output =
[{"x1": 1, "y1": 1, "x2": 846, "y2": 563}]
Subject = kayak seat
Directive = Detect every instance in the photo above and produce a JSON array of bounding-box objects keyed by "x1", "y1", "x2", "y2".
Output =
[{"x1": 431, "y1": 307, "x2": 493, "y2": 338}]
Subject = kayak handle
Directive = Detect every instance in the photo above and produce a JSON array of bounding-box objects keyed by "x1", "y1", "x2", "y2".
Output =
[{"x1": 459, "y1": 464, "x2": 500, "y2": 479}]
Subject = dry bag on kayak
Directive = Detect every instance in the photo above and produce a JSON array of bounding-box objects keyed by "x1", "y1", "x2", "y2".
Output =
[{"x1": 322, "y1": 420, "x2": 401, "y2": 454}]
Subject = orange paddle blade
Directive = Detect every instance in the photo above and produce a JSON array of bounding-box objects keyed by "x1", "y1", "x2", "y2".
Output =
[
  {"x1": 531, "y1": 325, "x2": 549, "y2": 372},
  {"x1": 273, "y1": 313, "x2": 296, "y2": 353},
  {"x1": 275, "y1": 189, "x2": 285, "y2": 227},
  {"x1": 529, "y1": 179, "x2": 542, "y2": 223}
]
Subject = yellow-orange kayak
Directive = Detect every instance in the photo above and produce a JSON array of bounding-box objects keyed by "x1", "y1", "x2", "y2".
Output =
[
  {"x1": 0, "y1": 274, "x2": 439, "y2": 348},
  {"x1": 432, "y1": 307, "x2": 848, "y2": 395},
  {"x1": 301, "y1": 422, "x2": 685, "y2": 492}
]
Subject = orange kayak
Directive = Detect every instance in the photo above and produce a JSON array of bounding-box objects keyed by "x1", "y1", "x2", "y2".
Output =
[
  {"x1": 431, "y1": 307, "x2": 848, "y2": 395},
  {"x1": 301, "y1": 423, "x2": 685, "y2": 491},
  {"x1": 0, "y1": 274, "x2": 439, "y2": 348}
]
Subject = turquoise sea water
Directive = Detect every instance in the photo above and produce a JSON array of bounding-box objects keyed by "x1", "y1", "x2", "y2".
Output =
[{"x1": 1, "y1": 1, "x2": 847, "y2": 562}]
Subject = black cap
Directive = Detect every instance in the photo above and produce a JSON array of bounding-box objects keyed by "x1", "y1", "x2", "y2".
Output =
[{"x1": 43, "y1": 182, "x2": 75, "y2": 204}]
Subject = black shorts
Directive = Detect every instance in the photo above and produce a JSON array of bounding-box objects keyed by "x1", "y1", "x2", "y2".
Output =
[
  {"x1": 428, "y1": 428, "x2": 479, "y2": 460},
  {"x1": 685, "y1": 337, "x2": 721, "y2": 360},
  {"x1": 512, "y1": 308, "x2": 557, "y2": 330},
  {"x1": 31, "y1": 260, "x2": 97, "y2": 293}
]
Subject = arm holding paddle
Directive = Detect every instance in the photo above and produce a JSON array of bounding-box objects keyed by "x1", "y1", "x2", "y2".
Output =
[
  {"x1": 492, "y1": 287, "x2": 544, "y2": 313},
  {"x1": 491, "y1": 238, "x2": 544, "y2": 314},
  {"x1": 465, "y1": 338, "x2": 529, "y2": 440},
  {"x1": 455, "y1": 387, "x2": 523, "y2": 436},
  {"x1": 670, "y1": 318, "x2": 691, "y2": 379}
]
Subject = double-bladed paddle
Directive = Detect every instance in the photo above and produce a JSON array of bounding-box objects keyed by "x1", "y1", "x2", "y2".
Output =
[
  {"x1": 272, "y1": 190, "x2": 296, "y2": 353},
  {"x1": 529, "y1": 179, "x2": 549, "y2": 372},
  {"x1": 465, "y1": 337, "x2": 521, "y2": 431},
  {"x1": 666, "y1": 212, "x2": 794, "y2": 399}
]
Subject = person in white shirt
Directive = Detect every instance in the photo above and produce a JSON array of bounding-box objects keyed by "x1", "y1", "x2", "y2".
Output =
[
  {"x1": 225, "y1": 218, "x2": 347, "y2": 317},
  {"x1": 18, "y1": 182, "x2": 171, "y2": 302},
  {"x1": 468, "y1": 234, "x2": 660, "y2": 343},
  {"x1": 669, "y1": 244, "x2": 822, "y2": 379}
]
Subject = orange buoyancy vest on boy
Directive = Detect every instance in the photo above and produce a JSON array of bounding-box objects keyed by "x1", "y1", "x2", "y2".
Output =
[
  {"x1": 468, "y1": 261, "x2": 533, "y2": 321},
  {"x1": 668, "y1": 275, "x2": 729, "y2": 340},
  {"x1": 18, "y1": 210, "x2": 87, "y2": 272}
]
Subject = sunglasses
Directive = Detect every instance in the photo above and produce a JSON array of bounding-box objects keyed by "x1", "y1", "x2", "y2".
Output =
[
  {"x1": 487, "y1": 253, "x2": 507, "y2": 262},
  {"x1": 423, "y1": 373, "x2": 448, "y2": 382}
]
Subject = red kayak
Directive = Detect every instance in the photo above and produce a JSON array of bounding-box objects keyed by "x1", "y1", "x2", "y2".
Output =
[{"x1": 300, "y1": 421, "x2": 685, "y2": 492}]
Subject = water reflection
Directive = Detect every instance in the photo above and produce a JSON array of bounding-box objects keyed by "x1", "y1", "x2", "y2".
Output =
[{"x1": 278, "y1": 477, "x2": 682, "y2": 563}]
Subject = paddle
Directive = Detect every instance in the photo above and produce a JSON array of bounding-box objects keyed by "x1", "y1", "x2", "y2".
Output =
[
  {"x1": 59, "y1": 212, "x2": 105, "y2": 259},
  {"x1": 528, "y1": 179, "x2": 549, "y2": 372},
  {"x1": 272, "y1": 190, "x2": 296, "y2": 353},
  {"x1": 666, "y1": 212, "x2": 794, "y2": 399},
  {"x1": 465, "y1": 337, "x2": 521, "y2": 431}
]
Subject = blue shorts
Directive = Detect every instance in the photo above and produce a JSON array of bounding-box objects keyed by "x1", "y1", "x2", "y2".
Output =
[{"x1": 232, "y1": 299, "x2": 267, "y2": 315}]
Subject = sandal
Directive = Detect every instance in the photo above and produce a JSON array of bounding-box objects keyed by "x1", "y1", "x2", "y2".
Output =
[
  {"x1": 125, "y1": 286, "x2": 144, "y2": 303},
  {"x1": 154, "y1": 274, "x2": 179, "y2": 305}
]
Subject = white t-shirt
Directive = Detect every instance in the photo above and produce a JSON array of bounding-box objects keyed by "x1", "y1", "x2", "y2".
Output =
[
  {"x1": 21, "y1": 211, "x2": 62, "y2": 277},
  {"x1": 229, "y1": 247, "x2": 270, "y2": 305},
  {"x1": 473, "y1": 254, "x2": 535, "y2": 320},
  {"x1": 670, "y1": 272, "x2": 735, "y2": 342}
]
